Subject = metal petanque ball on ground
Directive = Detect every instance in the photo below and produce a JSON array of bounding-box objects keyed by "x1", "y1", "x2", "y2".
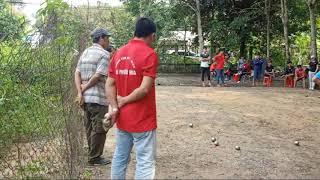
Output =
[
  {"x1": 214, "y1": 141, "x2": 219, "y2": 146},
  {"x1": 189, "y1": 123, "x2": 193, "y2": 128},
  {"x1": 211, "y1": 137, "x2": 216, "y2": 142},
  {"x1": 235, "y1": 146, "x2": 241, "y2": 150},
  {"x1": 294, "y1": 141, "x2": 300, "y2": 146}
]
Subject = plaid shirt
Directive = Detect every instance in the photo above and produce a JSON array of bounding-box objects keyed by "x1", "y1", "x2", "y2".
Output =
[{"x1": 76, "y1": 43, "x2": 109, "y2": 106}]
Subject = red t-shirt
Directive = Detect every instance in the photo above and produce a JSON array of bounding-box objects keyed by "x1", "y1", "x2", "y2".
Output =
[
  {"x1": 243, "y1": 63, "x2": 251, "y2": 72},
  {"x1": 214, "y1": 53, "x2": 225, "y2": 69},
  {"x1": 108, "y1": 39, "x2": 158, "y2": 132},
  {"x1": 295, "y1": 68, "x2": 305, "y2": 78}
]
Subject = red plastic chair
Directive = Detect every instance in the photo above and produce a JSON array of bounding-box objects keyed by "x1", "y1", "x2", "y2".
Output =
[
  {"x1": 263, "y1": 76, "x2": 272, "y2": 87},
  {"x1": 233, "y1": 74, "x2": 240, "y2": 82},
  {"x1": 285, "y1": 76, "x2": 294, "y2": 88}
]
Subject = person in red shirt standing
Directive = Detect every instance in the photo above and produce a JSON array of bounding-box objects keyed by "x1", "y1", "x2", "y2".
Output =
[
  {"x1": 213, "y1": 49, "x2": 225, "y2": 87},
  {"x1": 106, "y1": 17, "x2": 158, "y2": 179}
]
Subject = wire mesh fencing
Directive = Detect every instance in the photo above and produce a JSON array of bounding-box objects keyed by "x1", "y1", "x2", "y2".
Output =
[{"x1": 0, "y1": 4, "x2": 92, "y2": 179}]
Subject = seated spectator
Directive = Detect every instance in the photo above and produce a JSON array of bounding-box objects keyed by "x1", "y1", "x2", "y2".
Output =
[
  {"x1": 294, "y1": 65, "x2": 306, "y2": 88},
  {"x1": 263, "y1": 61, "x2": 275, "y2": 87},
  {"x1": 243, "y1": 60, "x2": 251, "y2": 73},
  {"x1": 237, "y1": 57, "x2": 245, "y2": 71},
  {"x1": 225, "y1": 68, "x2": 232, "y2": 81},
  {"x1": 283, "y1": 61, "x2": 295, "y2": 88},
  {"x1": 235, "y1": 59, "x2": 251, "y2": 83},
  {"x1": 264, "y1": 61, "x2": 275, "y2": 77},
  {"x1": 312, "y1": 71, "x2": 320, "y2": 87}
]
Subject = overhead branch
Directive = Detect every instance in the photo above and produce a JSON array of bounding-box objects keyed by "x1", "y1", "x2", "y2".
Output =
[{"x1": 178, "y1": 0, "x2": 197, "y2": 12}]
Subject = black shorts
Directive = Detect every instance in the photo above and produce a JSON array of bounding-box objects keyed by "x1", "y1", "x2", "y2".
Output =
[{"x1": 296, "y1": 77, "x2": 304, "y2": 81}]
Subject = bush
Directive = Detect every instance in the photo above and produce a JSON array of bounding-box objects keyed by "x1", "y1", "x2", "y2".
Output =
[
  {"x1": 0, "y1": 39, "x2": 74, "y2": 156},
  {"x1": 159, "y1": 54, "x2": 200, "y2": 65}
]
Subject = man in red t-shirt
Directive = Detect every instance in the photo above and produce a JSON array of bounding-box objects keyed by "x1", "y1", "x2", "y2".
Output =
[
  {"x1": 213, "y1": 49, "x2": 225, "y2": 86},
  {"x1": 106, "y1": 17, "x2": 158, "y2": 179},
  {"x1": 294, "y1": 65, "x2": 306, "y2": 88}
]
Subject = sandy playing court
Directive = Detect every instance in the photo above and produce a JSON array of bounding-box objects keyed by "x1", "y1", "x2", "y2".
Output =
[{"x1": 90, "y1": 80, "x2": 320, "y2": 179}]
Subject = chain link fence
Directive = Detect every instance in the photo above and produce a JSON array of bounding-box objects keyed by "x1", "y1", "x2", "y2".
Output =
[{"x1": 0, "y1": 3, "x2": 92, "y2": 178}]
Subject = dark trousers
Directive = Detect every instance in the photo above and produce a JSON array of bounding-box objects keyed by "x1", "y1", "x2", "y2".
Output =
[
  {"x1": 201, "y1": 67, "x2": 211, "y2": 81},
  {"x1": 216, "y1": 69, "x2": 225, "y2": 84},
  {"x1": 254, "y1": 68, "x2": 262, "y2": 80},
  {"x1": 84, "y1": 103, "x2": 108, "y2": 162}
]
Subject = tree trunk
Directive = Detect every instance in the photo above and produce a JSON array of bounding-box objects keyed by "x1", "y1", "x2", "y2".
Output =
[
  {"x1": 195, "y1": 0, "x2": 204, "y2": 53},
  {"x1": 210, "y1": 38, "x2": 215, "y2": 60},
  {"x1": 183, "y1": 22, "x2": 187, "y2": 68},
  {"x1": 307, "y1": 0, "x2": 318, "y2": 59},
  {"x1": 280, "y1": 0, "x2": 290, "y2": 62},
  {"x1": 240, "y1": 36, "x2": 246, "y2": 58},
  {"x1": 249, "y1": 46, "x2": 253, "y2": 60},
  {"x1": 265, "y1": 0, "x2": 271, "y2": 60}
]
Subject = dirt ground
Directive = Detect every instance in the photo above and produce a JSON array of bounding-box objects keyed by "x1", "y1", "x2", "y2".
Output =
[{"x1": 90, "y1": 74, "x2": 320, "y2": 179}]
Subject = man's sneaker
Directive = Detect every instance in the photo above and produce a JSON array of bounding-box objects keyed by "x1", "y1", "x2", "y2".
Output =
[{"x1": 88, "y1": 158, "x2": 111, "y2": 166}]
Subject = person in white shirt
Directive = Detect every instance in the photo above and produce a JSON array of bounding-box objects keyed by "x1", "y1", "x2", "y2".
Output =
[{"x1": 200, "y1": 47, "x2": 211, "y2": 87}]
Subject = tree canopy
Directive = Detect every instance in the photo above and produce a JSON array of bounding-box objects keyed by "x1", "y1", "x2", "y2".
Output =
[{"x1": 1, "y1": 0, "x2": 319, "y2": 66}]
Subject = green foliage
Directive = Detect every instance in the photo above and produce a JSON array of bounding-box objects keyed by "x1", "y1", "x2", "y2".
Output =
[
  {"x1": 0, "y1": 0, "x2": 86, "y2": 158},
  {"x1": 0, "y1": 41, "x2": 66, "y2": 148},
  {"x1": 81, "y1": 169, "x2": 93, "y2": 179},
  {"x1": 160, "y1": 54, "x2": 200, "y2": 65},
  {"x1": 172, "y1": 0, "x2": 320, "y2": 65},
  {"x1": 17, "y1": 159, "x2": 47, "y2": 178},
  {"x1": 0, "y1": 0, "x2": 26, "y2": 40},
  {"x1": 109, "y1": 8, "x2": 136, "y2": 47},
  {"x1": 293, "y1": 32, "x2": 310, "y2": 64},
  {"x1": 288, "y1": 0, "x2": 309, "y2": 33},
  {"x1": 122, "y1": 0, "x2": 179, "y2": 45},
  {"x1": 270, "y1": 45, "x2": 286, "y2": 67},
  {"x1": 74, "y1": 5, "x2": 135, "y2": 47},
  {"x1": 37, "y1": 0, "x2": 69, "y2": 16}
]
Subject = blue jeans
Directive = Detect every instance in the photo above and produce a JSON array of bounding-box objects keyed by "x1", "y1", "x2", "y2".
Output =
[
  {"x1": 215, "y1": 69, "x2": 224, "y2": 85},
  {"x1": 254, "y1": 68, "x2": 262, "y2": 80},
  {"x1": 111, "y1": 129, "x2": 156, "y2": 179}
]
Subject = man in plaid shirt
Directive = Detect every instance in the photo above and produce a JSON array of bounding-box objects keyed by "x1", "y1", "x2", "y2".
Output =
[{"x1": 74, "y1": 28, "x2": 111, "y2": 166}]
